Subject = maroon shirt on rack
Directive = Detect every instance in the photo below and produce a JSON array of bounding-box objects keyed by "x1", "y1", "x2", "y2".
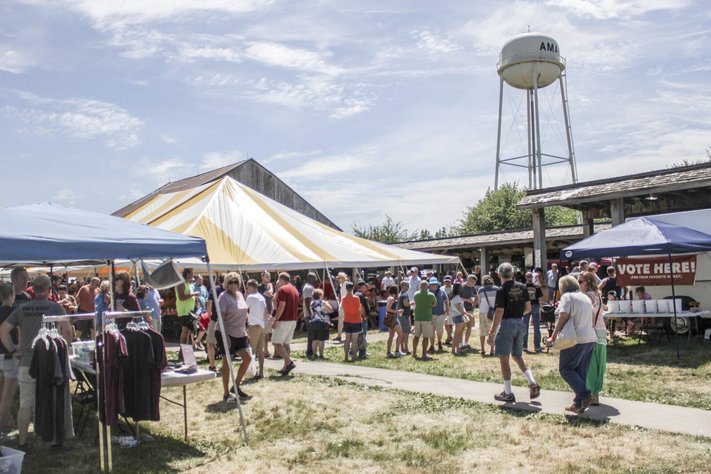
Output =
[
  {"x1": 146, "y1": 328, "x2": 168, "y2": 421},
  {"x1": 98, "y1": 332, "x2": 128, "y2": 426}
]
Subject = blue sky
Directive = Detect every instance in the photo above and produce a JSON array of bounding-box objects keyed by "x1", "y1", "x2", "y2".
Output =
[{"x1": 1, "y1": 1, "x2": 709, "y2": 233}]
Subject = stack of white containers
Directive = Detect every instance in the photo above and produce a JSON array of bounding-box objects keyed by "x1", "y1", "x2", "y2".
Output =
[{"x1": 605, "y1": 298, "x2": 682, "y2": 314}]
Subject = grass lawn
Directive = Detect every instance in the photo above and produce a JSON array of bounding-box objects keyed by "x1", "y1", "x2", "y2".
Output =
[
  {"x1": 299, "y1": 332, "x2": 711, "y2": 410},
  {"x1": 18, "y1": 373, "x2": 711, "y2": 473}
]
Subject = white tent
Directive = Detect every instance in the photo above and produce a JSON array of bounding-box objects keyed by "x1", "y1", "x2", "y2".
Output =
[{"x1": 121, "y1": 176, "x2": 460, "y2": 271}]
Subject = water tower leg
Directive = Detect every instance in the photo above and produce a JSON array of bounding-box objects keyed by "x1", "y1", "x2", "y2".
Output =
[
  {"x1": 526, "y1": 89, "x2": 533, "y2": 189},
  {"x1": 494, "y1": 77, "x2": 504, "y2": 190},
  {"x1": 559, "y1": 74, "x2": 578, "y2": 183},
  {"x1": 533, "y1": 63, "x2": 543, "y2": 190},
  {"x1": 533, "y1": 208, "x2": 547, "y2": 271}
]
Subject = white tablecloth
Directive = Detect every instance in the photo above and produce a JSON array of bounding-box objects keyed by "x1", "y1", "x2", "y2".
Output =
[{"x1": 603, "y1": 310, "x2": 709, "y2": 319}]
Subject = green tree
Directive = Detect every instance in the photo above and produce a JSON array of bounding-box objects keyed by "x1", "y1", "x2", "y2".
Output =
[
  {"x1": 352, "y1": 215, "x2": 412, "y2": 244},
  {"x1": 459, "y1": 183, "x2": 577, "y2": 234}
]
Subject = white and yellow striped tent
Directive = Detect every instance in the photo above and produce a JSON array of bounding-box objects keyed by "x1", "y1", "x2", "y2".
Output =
[{"x1": 121, "y1": 176, "x2": 460, "y2": 271}]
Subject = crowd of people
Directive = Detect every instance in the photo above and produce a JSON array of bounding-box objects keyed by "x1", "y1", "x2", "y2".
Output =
[{"x1": 0, "y1": 257, "x2": 653, "y2": 447}]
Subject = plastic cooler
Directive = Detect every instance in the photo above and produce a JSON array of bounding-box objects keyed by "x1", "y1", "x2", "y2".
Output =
[
  {"x1": 377, "y1": 301, "x2": 388, "y2": 331},
  {"x1": 0, "y1": 446, "x2": 25, "y2": 473}
]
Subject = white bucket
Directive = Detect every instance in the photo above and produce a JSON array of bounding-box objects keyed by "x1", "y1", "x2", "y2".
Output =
[
  {"x1": 607, "y1": 300, "x2": 620, "y2": 313},
  {"x1": 672, "y1": 298, "x2": 683, "y2": 313},
  {"x1": 656, "y1": 299, "x2": 669, "y2": 313},
  {"x1": 631, "y1": 300, "x2": 646, "y2": 314},
  {"x1": 618, "y1": 300, "x2": 632, "y2": 313},
  {"x1": 645, "y1": 300, "x2": 658, "y2": 313}
]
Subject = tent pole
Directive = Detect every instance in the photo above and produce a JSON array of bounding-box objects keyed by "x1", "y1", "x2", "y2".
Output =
[
  {"x1": 668, "y1": 252, "x2": 680, "y2": 360},
  {"x1": 207, "y1": 259, "x2": 249, "y2": 444}
]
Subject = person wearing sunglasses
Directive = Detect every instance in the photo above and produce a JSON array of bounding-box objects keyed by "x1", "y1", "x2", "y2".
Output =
[{"x1": 216, "y1": 273, "x2": 252, "y2": 402}]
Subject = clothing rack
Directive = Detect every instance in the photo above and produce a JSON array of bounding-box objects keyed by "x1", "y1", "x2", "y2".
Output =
[
  {"x1": 43, "y1": 312, "x2": 97, "y2": 323},
  {"x1": 103, "y1": 310, "x2": 152, "y2": 320}
]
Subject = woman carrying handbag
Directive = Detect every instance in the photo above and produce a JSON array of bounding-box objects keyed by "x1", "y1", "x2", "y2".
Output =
[{"x1": 545, "y1": 275, "x2": 597, "y2": 413}]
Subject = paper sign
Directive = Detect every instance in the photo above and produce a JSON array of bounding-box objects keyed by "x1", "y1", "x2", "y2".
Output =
[
  {"x1": 615, "y1": 255, "x2": 697, "y2": 286},
  {"x1": 180, "y1": 344, "x2": 197, "y2": 367}
]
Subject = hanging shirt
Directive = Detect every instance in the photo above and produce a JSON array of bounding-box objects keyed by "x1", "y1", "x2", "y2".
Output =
[
  {"x1": 98, "y1": 331, "x2": 128, "y2": 426},
  {"x1": 121, "y1": 329, "x2": 155, "y2": 421}
]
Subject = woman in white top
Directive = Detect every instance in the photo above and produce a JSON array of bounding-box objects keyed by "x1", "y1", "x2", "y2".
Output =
[
  {"x1": 546, "y1": 275, "x2": 597, "y2": 413},
  {"x1": 578, "y1": 272, "x2": 607, "y2": 406}
]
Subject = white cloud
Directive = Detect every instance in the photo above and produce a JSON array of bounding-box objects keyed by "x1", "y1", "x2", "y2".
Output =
[
  {"x1": 4, "y1": 93, "x2": 144, "y2": 149},
  {"x1": 200, "y1": 150, "x2": 246, "y2": 171},
  {"x1": 178, "y1": 45, "x2": 242, "y2": 63},
  {"x1": 0, "y1": 48, "x2": 35, "y2": 74},
  {"x1": 52, "y1": 187, "x2": 83, "y2": 205},
  {"x1": 160, "y1": 133, "x2": 177, "y2": 144},
  {"x1": 41, "y1": 0, "x2": 273, "y2": 28},
  {"x1": 545, "y1": 0, "x2": 691, "y2": 20},
  {"x1": 414, "y1": 30, "x2": 461, "y2": 55},
  {"x1": 279, "y1": 153, "x2": 365, "y2": 181},
  {"x1": 244, "y1": 42, "x2": 340, "y2": 75}
]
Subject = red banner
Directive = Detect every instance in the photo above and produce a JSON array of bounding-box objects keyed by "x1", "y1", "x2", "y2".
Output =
[{"x1": 615, "y1": 255, "x2": 697, "y2": 286}]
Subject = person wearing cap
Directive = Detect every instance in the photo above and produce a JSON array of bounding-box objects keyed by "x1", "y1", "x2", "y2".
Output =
[
  {"x1": 441, "y1": 276, "x2": 454, "y2": 345},
  {"x1": 0, "y1": 274, "x2": 69, "y2": 448},
  {"x1": 427, "y1": 278, "x2": 449, "y2": 354},
  {"x1": 460, "y1": 274, "x2": 479, "y2": 351},
  {"x1": 412, "y1": 280, "x2": 436, "y2": 360},
  {"x1": 397, "y1": 281, "x2": 412, "y2": 354},
  {"x1": 587, "y1": 262, "x2": 601, "y2": 286},
  {"x1": 333, "y1": 272, "x2": 349, "y2": 344}
]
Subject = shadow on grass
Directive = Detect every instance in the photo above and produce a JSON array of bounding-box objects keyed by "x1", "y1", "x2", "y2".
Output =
[
  {"x1": 498, "y1": 403, "x2": 543, "y2": 417},
  {"x1": 22, "y1": 416, "x2": 216, "y2": 474},
  {"x1": 607, "y1": 337, "x2": 709, "y2": 369}
]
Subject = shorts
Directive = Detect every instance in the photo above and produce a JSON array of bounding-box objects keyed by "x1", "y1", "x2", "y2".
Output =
[
  {"x1": 414, "y1": 320, "x2": 434, "y2": 338},
  {"x1": 399, "y1": 314, "x2": 412, "y2": 334},
  {"x1": 264, "y1": 317, "x2": 274, "y2": 335},
  {"x1": 206, "y1": 320, "x2": 217, "y2": 345},
  {"x1": 272, "y1": 320, "x2": 297, "y2": 345},
  {"x1": 344, "y1": 322, "x2": 362, "y2": 334},
  {"x1": 215, "y1": 331, "x2": 250, "y2": 356},
  {"x1": 0, "y1": 356, "x2": 19, "y2": 379},
  {"x1": 179, "y1": 315, "x2": 195, "y2": 331},
  {"x1": 452, "y1": 314, "x2": 465, "y2": 325},
  {"x1": 479, "y1": 313, "x2": 492, "y2": 335},
  {"x1": 75, "y1": 318, "x2": 95, "y2": 333},
  {"x1": 247, "y1": 325, "x2": 265, "y2": 355},
  {"x1": 308, "y1": 321, "x2": 330, "y2": 341},
  {"x1": 494, "y1": 318, "x2": 525, "y2": 357},
  {"x1": 18, "y1": 366, "x2": 35, "y2": 409},
  {"x1": 151, "y1": 318, "x2": 162, "y2": 335},
  {"x1": 433, "y1": 314, "x2": 446, "y2": 334}
]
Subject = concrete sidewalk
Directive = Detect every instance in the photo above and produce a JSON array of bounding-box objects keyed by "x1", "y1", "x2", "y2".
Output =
[{"x1": 264, "y1": 356, "x2": 711, "y2": 438}]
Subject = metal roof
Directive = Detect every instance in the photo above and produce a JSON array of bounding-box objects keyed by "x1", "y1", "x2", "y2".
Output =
[
  {"x1": 396, "y1": 223, "x2": 612, "y2": 251},
  {"x1": 517, "y1": 162, "x2": 711, "y2": 209}
]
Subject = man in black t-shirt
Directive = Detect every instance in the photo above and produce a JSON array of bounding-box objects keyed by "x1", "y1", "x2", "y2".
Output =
[
  {"x1": 486, "y1": 263, "x2": 540, "y2": 404},
  {"x1": 523, "y1": 272, "x2": 544, "y2": 353}
]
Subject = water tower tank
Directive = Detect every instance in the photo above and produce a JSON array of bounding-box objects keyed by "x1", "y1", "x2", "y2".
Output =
[{"x1": 498, "y1": 32, "x2": 565, "y2": 89}]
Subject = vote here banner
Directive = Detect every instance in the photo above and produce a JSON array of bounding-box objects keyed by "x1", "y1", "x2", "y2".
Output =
[{"x1": 615, "y1": 255, "x2": 697, "y2": 286}]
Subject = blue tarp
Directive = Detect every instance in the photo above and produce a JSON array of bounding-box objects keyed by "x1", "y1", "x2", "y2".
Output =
[
  {"x1": 0, "y1": 203, "x2": 207, "y2": 264},
  {"x1": 562, "y1": 216, "x2": 711, "y2": 259}
]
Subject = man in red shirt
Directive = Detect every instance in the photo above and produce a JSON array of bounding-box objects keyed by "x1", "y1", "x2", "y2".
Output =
[
  {"x1": 75, "y1": 277, "x2": 100, "y2": 339},
  {"x1": 271, "y1": 272, "x2": 299, "y2": 375}
]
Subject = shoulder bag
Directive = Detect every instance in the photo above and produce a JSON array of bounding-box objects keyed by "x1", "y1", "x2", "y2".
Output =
[
  {"x1": 554, "y1": 294, "x2": 578, "y2": 350},
  {"x1": 482, "y1": 289, "x2": 495, "y2": 320}
]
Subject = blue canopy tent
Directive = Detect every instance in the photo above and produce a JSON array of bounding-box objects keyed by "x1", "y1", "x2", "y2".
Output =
[
  {"x1": 0, "y1": 202, "x2": 207, "y2": 264},
  {"x1": 561, "y1": 217, "x2": 711, "y2": 260},
  {"x1": 561, "y1": 216, "x2": 711, "y2": 358},
  {"x1": 0, "y1": 202, "x2": 247, "y2": 468}
]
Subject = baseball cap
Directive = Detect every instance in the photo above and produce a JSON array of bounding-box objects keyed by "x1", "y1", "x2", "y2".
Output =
[{"x1": 443, "y1": 275, "x2": 452, "y2": 281}]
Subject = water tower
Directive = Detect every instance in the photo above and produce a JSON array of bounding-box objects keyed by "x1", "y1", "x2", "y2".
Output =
[{"x1": 494, "y1": 32, "x2": 578, "y2": 190}]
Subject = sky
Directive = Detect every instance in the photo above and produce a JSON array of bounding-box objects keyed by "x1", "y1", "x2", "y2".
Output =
[{"x1": 1, "y1": 0, "x2": 709, "y2": 234}]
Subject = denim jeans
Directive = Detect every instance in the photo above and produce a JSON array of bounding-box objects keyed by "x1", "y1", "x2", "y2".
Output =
[
  {"x1": 358, "y1": 319, "x2": 368, "y2": 357},
  {"x1": 523, "y1": 304, "x2": 542, "y2": 350},
  {"x1": 559, "y1": 342, "x2": 594, "y2": 406}
]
